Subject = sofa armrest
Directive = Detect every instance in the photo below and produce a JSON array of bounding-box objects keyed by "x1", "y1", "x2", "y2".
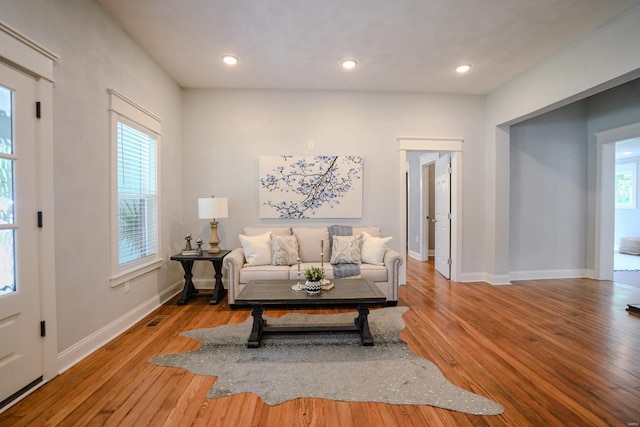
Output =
[
  {"x1": 223, "y1": 248, "x2": 245, "y2": 304},
  {"x1": 383, "y1": 249, "x2": 403, "y2": 301}
]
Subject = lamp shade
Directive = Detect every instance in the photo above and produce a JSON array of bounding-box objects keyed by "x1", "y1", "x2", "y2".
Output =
[{"x1": 198, "y1": 197, "x2": 228, "y2": 219}]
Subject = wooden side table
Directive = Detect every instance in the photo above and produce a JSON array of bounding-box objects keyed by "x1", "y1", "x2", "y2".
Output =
[{"x1": 170, "y1": 250, "x2": 230, "y2": 305}]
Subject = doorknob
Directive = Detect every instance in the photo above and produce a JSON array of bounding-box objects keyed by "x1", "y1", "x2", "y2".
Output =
[{"x1": 431, "y1": 219, "x2": 436, "y2": 223}]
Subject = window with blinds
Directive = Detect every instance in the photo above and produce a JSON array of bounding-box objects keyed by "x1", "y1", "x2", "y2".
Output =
[
  {"x1": 116, "y1": 121, "x2": 158, "y2": 267},
  {"x1": 108, "y1": 89, "x2": 163, "y2": 286}
]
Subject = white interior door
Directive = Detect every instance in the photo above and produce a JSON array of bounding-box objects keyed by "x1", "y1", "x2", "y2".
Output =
[
  {"x1": 435, "y1": 153, "x2": 451, "y2": 279},
  {"x1": 0, "y1": 62, "x2": 42, "y2": 405}
]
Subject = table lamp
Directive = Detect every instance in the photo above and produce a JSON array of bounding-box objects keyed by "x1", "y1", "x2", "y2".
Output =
[{"x1": 198, "y1": 196, "x2": 228, "y2": 253}]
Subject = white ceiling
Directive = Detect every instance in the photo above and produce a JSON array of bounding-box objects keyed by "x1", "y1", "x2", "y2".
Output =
[{"x1": 96, "y1": 0, "x2": 639, "y2": 94}]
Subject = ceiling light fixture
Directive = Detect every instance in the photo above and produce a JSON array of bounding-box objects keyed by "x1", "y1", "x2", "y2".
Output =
[
  {"x1": 341, "y1": 59, "x2": 358, "y2": 70},
  {"x1": 456, "y1": 64, "x2": 472, "y2": 73},
  {"x1": 222, "y1": 55, "x2": 239, "y2": 65}
]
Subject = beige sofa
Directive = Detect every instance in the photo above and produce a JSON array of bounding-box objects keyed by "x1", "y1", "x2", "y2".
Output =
[{"x1": 224, "y1": 226, "x2": 403, "y2": 307}]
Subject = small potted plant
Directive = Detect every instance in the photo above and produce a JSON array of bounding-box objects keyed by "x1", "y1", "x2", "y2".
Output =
[{"x1": 303, "y1": 266, "x2": 325, "y2": 295}]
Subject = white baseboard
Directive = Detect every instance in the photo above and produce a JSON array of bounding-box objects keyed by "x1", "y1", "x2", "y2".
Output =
[
  {"x1": 458, "y1": 272, "x2": 493, "y2": 283},
  {"x1": 57, "y1": 281, "x2": 183, "y2": 374},
  {"x1": 509, "y1": 269, "x2": 589, "y2": 281},
  {"x1": 458, "y1": 272, "x2": 512, "y2": 285},
  {"x1": 585, "y1": 269, "x2": 597, "y2": 280},
  {"x1": 452, "y1": 269, "x2": 593, "y2": 285}
]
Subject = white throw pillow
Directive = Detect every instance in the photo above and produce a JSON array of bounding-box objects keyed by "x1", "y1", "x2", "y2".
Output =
[
  {"x1": 330, "y1": 234, "x2": 363, "y2": 264},
  {"x1": 239, "y1": 232, "x2": 272, "y2": 266},
  {"x1": 271, "y1": 234, "x2": 299, "y2": 266},
  {"x1": 361, "y1": 231, "x2": 392, "y2": 265}
]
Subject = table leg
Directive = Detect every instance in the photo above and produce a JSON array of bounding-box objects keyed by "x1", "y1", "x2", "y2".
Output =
[
  {"x1": 248, "y1": 305, "x2": 265, "y2": 348},
  {"x1": 177, "y1": 260, "x2": 196, "y2": 305},
  {"x1": 208, "y1": 259, "x2": 227, "y2": 304},
  {"x1": 354, "y1": 305, "x2": 374, "y2": 346}
]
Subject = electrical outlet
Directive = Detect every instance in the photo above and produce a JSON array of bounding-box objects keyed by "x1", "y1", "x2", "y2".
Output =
[
  {"x1": 308, "y1": 140, "x2": 314, "y2": 149},
  {"x1": 415, "y1": 236, "x2": 419, "y2": 243},
  {"x1": 124, "y1": 281, "x2": 130, "y2": 293}
]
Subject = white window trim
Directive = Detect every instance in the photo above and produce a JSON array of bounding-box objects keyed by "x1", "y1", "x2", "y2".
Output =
[{"x1": 108, "y1": 89, "x2": 163, "y2": 287}]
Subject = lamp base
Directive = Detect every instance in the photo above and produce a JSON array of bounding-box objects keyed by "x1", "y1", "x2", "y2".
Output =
[{"x1": 208, "y1": 219, "x2": 221, "y2": 254}]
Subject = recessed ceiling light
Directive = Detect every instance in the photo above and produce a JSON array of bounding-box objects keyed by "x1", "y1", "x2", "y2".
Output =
[
  {"x1": 222, "y1": 55, "x2": 239, "y2": 65},
  {"x1": 341, "y1": 59, "x2": 358, "y2": 70},
  {"x1": 456, "y1": 64, "x2": 472, "y2": 73}
]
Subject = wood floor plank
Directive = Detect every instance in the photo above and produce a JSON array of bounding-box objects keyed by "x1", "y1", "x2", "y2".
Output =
[{"x1": 2, "y1": 257, "x2": 640, "y2": 426}]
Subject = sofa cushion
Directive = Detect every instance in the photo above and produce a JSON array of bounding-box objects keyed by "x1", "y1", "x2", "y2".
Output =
[
  {"x1": 239, "y1": 232, "x2": 272, "y2": 266},
  {"x1": 361, "y1": 231, "x2": 392, "y2": 265},
  {"x1": 240, "y1": 265, "x2": 291, "y2": 283},
  {"x1": 330, "y1": 234, "x2": 363, "y2": 264},
  {"x1": 292, "y1": 227, "x2": 330, "y2": 262},
  {"x1": 271, "y1": 234, "x2": 299, "y2": 266},
  {"x1": 243, "y1": 226, "x2": 291, "y2": 237}
]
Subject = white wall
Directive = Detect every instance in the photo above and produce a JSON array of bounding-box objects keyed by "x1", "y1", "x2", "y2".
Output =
[
  {"x1": 486, "y1": 4, "x2": 640, "y2": 283},
  {"x1": 0, "y1": 0, "x2": 184, "y2": 353},
  {"x1": 181, "y1": 89, "x2": 486, "y2": 279},
  {"x1": 509, "y1": 101, "x2": 588, "y2": 276},
  {"x1": 587, "y1": 78, "x2": 640, "y2": 258},
  {"x1": 495, "y1": 76, "x2": 640, "y2": 281}
]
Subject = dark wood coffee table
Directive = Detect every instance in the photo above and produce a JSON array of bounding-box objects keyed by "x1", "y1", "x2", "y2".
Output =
[{"x1": 235, "y1": 279, "x2": 387, "y2": 348}]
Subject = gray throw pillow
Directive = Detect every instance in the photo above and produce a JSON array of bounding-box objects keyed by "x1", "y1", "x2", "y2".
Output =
[{"x1": 271, "y1": 234, "x2": 299, "y2": 266}]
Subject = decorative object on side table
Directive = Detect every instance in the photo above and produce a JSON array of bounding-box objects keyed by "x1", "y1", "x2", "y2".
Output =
[
  {"x1": 196, "y1": 238, "x2": 203, "y2": 256},
  {"x1": 303, "y1": 266, "x2": 325, "y2": 295},
  {"x1": 182, "y1": 233, "x2": 197, "y2": 255},
  {"x1": 198, "y1": 196, "x2": 229, "y2": 253}
]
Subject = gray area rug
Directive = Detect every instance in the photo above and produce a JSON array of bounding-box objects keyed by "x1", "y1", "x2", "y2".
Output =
[{"x1": 150, "y1": 307, "x2": 504, "y2": 415}]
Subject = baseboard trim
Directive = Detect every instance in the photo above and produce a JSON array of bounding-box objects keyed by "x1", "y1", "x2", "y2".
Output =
[
  {"x1": 509, "y1": 269, "x2": 589, "y2": 281},
  {"x1": 458, "y1": 272, "x2": 493, "y2": 283},
  {"x1": 57, "y1": 281, "x2": 183, "y2": 374}
]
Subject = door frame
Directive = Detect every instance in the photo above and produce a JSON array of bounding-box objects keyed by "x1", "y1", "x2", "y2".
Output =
[
  {"x1": 0, "y1": 21, "x2": 58, "y2": 406},
  {"x1": 595, "y1": 121, "x2": 640, "y2": 280},
  {"x1": 398, "y1": 137, "x2": 463, "y2": 282}
]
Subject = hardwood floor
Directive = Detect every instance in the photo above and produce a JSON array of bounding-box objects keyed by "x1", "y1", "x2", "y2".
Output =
[{"x1": 2, "y1": 257, "x2": 640, "y2": 426}]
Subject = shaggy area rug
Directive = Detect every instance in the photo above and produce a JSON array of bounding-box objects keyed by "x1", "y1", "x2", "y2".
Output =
[{"x1": 150, "y1": 306, "x2": 504, "y2": 415}]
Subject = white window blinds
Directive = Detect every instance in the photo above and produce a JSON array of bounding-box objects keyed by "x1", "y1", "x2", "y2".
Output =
[{"x1": 117, "y1": 120, "x2": 158, "y2": 266}]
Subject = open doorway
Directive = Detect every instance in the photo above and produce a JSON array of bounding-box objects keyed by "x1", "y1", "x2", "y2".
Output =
[
  {"x1": 613, "y1": 137, "x2": 640, "y2": 283},
  {"x1": 595, "y1": 122, "x2": 640, "y2": 282},
  {"x1": 406, "y1": 152, "x2": 437, "y2": 262},
  {"x1": 407, "y1": 151, "x2": 452, "y2": 279},
  {"x1": 398, "y1": 138, "x2": 463, "y2": 282}
]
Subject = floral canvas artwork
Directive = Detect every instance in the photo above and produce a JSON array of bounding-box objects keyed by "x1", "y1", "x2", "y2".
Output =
[{"x1": 259, "y1": 155, "x2": 363, "y2": 218}]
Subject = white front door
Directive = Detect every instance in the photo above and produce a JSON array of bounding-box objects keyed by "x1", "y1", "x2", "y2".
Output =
[
  {"x1": 435, "y1": 153, "x2": 451, "y2": 279},
  {"x1": 0, "y1": 62, "x2": 42, "y2": 405}
]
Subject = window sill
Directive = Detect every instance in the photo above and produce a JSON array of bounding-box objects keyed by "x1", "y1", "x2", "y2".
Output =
[{"x1": 110, "y1": 258, "x2": 164, "y2": 288}]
